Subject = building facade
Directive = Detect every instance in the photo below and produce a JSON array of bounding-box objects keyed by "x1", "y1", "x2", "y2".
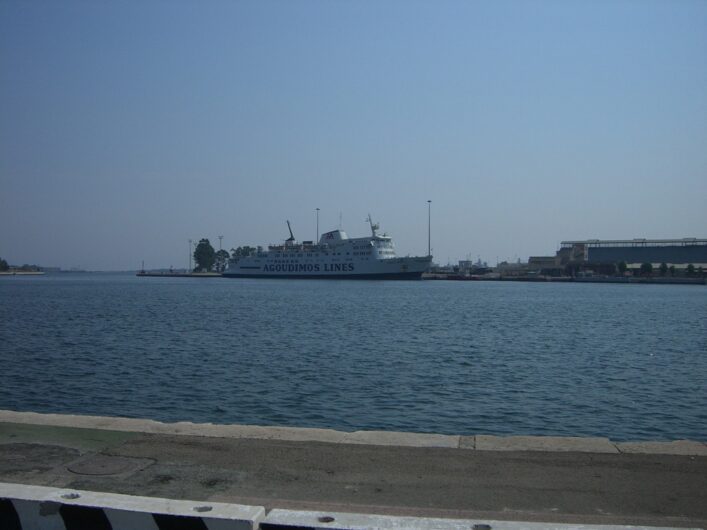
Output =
[{"x1": 558, "y1": 239, "x2": 707, "y2": 267}]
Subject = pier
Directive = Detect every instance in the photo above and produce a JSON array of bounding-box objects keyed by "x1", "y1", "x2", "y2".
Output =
[
  {"x1": 135, "y1": 271, "x2": 222, "y2": 278},
  {"x1": 1, "y1": 411, "x2": 705, "y2": 528}
]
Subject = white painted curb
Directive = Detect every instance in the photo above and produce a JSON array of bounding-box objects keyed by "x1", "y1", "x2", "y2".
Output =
[
  {"x1": 0, "y1": 482, "x2": 265, "y2": 529},
  {"x1": 1, "y1": 483, "x2": 701, "y2": 530}
]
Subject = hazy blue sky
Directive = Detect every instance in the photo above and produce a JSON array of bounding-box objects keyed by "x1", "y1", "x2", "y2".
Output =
[{"x1": 1, "y1": 0, "x2": 705, "y2": 270}]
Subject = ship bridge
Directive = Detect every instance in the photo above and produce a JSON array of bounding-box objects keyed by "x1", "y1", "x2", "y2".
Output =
[{"x1": 319, "y1": 230, "x2": 348, "y2": 244}]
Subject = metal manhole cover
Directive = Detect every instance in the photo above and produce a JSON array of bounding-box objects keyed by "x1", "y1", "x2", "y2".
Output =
[{"x1": 67, "y1": 454, "x2": 153, "y2": 476}]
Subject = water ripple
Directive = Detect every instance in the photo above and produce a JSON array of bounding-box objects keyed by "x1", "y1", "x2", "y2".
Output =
[{"x1": 1, "y1": 274, "x2": 706, "y2": 441}]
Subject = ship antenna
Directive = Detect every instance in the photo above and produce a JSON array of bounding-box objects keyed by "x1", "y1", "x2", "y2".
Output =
[{"x1": 286, "y1": 220, "x2": 295, "y2": 242}]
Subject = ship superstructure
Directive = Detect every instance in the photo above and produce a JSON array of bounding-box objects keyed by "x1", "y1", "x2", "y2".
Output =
[{"x1": 223, "y1": 216, "x2": 431, "y2": 279}]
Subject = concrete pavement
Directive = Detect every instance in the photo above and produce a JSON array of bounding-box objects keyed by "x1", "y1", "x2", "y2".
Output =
[{"x1": 0, "y1": 411, "x2": 705, "y2": 528}]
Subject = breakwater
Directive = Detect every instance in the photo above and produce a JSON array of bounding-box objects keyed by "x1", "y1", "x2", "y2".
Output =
[{"x1": 136, "y1": 271, "x2": 221, "y2": 277}]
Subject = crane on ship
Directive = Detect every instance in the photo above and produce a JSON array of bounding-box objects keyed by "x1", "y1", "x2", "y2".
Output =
[
  {"x1": 366, "y1": 214, "x2": 380, "y2": 237},
  {"x1": 285, "y1": 220, "x2": 296, "y2": 244}
]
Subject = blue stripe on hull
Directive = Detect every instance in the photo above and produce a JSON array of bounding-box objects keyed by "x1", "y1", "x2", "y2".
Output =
[{"x1": 222, "y1": 271, "x2": 424, "y2": 280}]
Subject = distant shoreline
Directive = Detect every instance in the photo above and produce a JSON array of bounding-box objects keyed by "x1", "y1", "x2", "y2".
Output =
[
  {"x1": 3, "y1": 270, "x2": 704, "y2": 285},
  {"x1": 423, "y1": 273, "x2": 706, "y2": 285}
]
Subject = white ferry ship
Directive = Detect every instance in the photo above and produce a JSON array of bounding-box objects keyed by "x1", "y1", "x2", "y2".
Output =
[{"x1": 223, "y1": 217, "x2": 432, "y2": 280}]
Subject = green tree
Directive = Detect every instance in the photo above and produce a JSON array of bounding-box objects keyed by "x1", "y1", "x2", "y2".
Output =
[
  {"x1": 193, "y1": 239, "x2": 216, "y2": 271},
  {"x1": 668, "y1": 265, "x2": 676, "y2": 277},
  {"x1": 698, "y1": 266, "x2": 704, "y2": 278},
  {"x1": 686, "y1": 264, "x2": 695, "y2": 277},
  {"x1": 639, "y1": 262, "x2": 653, "y2": 276},
  {"x1": 0, "y1": 257, "x2": 8, "y2": 271},
  {"x1": 659, "y1": 262, "x2": 668, "y2": 276},
  {"x1": 214, "y1": 249, "x2": 230, "y2": 272},
  {"x1": 230, "y1": 246, "x2": 256, "y2": 258},
  {"x1": 617, "y1": 261, "x2": 627, "y2": 275}
]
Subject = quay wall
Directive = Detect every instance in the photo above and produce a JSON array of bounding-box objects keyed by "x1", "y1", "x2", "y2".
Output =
[
  {"x1": 1, "y1": 410, "x2": 706, "y2": 454},
  {"x1": 1, "y1": 411, "x2": 706, "y2": 529}
]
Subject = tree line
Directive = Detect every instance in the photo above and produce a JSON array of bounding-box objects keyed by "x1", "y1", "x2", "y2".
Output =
[
  {"x1": 192, "y1": 240, "x2": 256, "y2": 272},
  {"x1": 564, "y1": 260, "x2": 704, "y2": 278},
  {"x1": 622, "y1": 261, "x2": 703, "y2": 277},
  {"x1": 0, "y1": 258, "x2": 40, "y2": 272}
]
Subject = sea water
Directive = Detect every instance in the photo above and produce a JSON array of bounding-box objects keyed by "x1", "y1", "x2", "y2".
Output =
[{"x1": 1, "y1": 273, "x2": 705, "y2": 441}]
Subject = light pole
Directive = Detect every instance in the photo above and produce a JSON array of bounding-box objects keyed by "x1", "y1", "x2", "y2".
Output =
[
  {"x1": 427, "y1": 200, "x2": 431, "y2": 257},
  {"x1": 316, "y1": 208, "x2": 320, "y2": 242},
  {"x1": 218, "y1": 235, "x2": 223, "y2": 251}
]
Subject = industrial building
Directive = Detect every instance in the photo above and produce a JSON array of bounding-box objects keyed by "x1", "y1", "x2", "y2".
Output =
[{"x1": 557, "y1": 238, "x2": 707, "y2": 267}]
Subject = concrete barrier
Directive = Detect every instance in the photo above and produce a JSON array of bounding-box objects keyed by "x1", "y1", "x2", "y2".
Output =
[
  {"x1": 0, "y1": 482, "x2": 265, "y2": 530},
  {"x1": 1, "y1": 483, "x2": 702, "y2": 530},
  {"x1": 261, "y1": 509, "x2": 702, "y2": 529}
]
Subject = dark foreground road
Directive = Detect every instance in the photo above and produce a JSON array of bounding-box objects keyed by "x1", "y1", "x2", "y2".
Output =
[{"x1": 0, "y1": 413, "x2": 705, "y2": 528}]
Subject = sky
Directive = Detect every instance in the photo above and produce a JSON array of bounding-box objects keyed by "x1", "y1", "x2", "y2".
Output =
[{"x1": 1, "y1": 0, "x2": 705, "y2": 270}]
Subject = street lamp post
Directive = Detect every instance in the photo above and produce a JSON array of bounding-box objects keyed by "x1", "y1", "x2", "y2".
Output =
[
  {"x1": 316, "y1": 208, "x2": 320, "y2": 242},
  {"x1": 427, "y1": 200, "x2": 432, "y2": 257}
]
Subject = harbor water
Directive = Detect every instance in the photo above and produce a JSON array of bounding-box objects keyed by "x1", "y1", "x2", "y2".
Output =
[{"x1": 1, "y1": 273, "x2": 705, "y2": 441}]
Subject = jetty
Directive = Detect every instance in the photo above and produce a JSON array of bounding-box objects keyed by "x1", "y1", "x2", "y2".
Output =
[{"x1": 136, "y1": 271, "x2": 222, "y2": 278}]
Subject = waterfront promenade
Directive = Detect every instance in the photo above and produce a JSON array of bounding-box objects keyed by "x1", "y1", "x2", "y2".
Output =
[{"x1": 1, "y1": 410, "x2": 706, "y2": 528}]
